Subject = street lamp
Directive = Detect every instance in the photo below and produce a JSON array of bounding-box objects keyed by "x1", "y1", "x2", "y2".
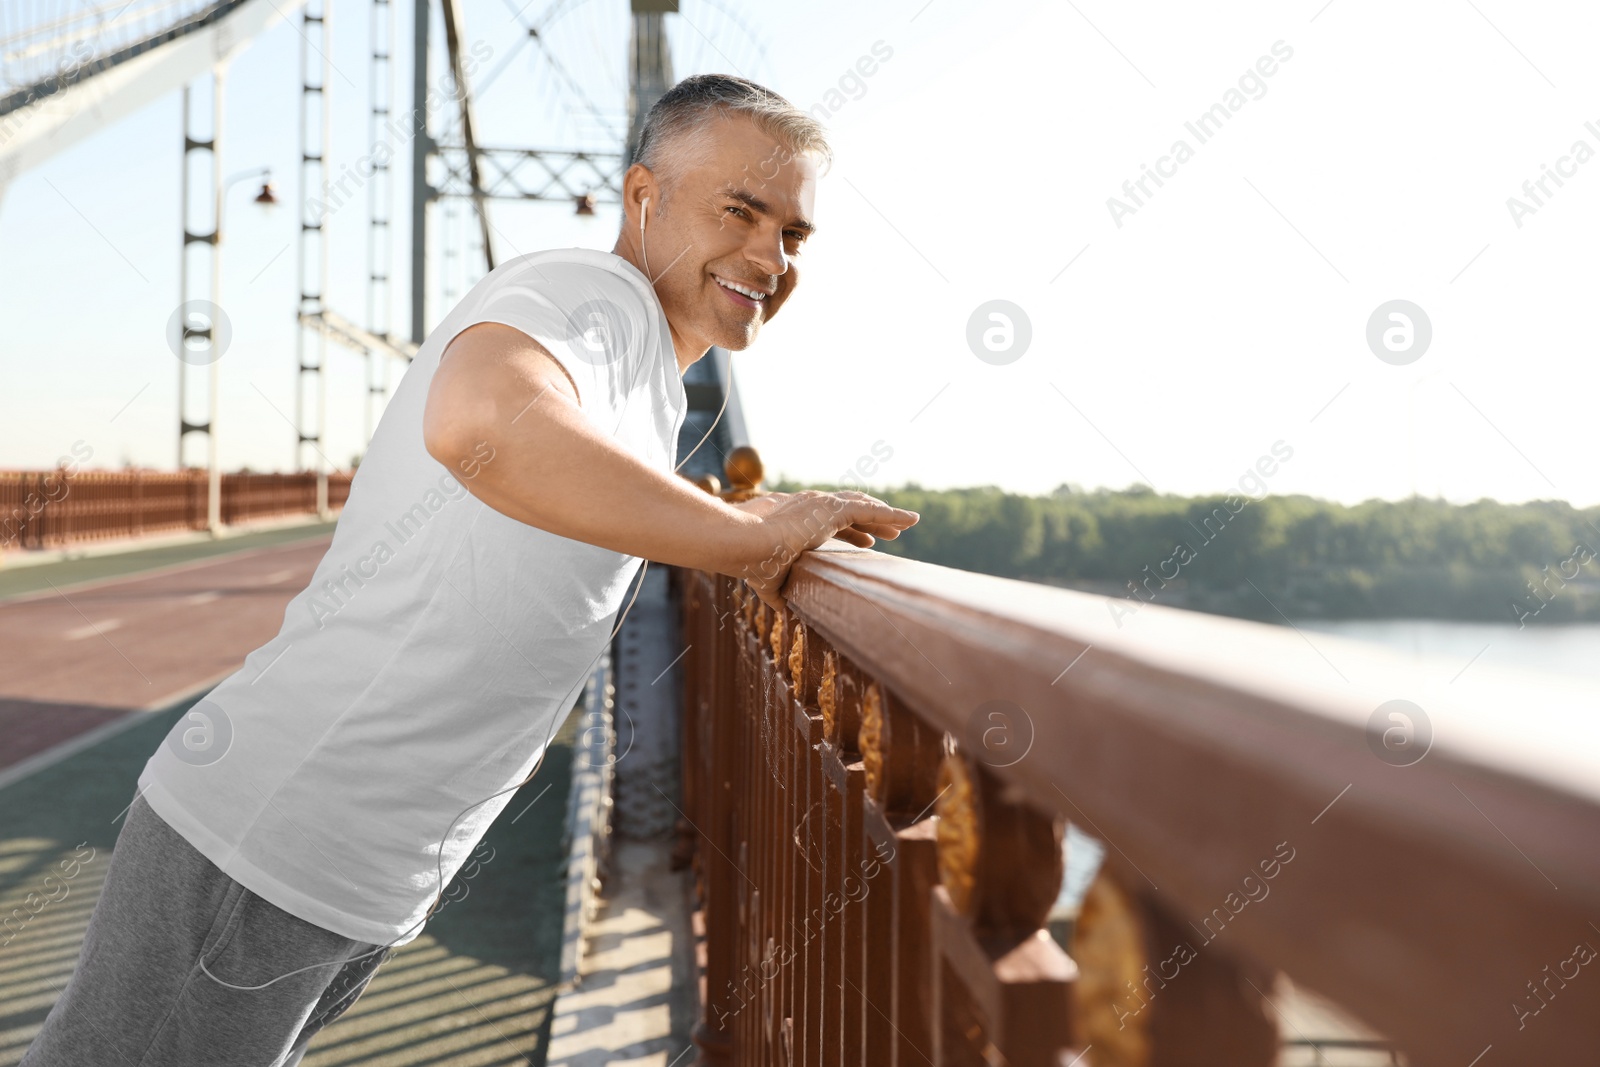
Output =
[{"x1": 198, "y1": 165, "x2": 277, "y2": 535}]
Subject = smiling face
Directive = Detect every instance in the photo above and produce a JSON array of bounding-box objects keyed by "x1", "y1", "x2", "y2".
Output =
[{"x1": 618, "y1": 113, "x2": 820, "y2": 365}]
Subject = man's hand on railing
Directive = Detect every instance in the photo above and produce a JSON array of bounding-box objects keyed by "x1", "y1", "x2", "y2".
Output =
[{"x1": 736, "y1": 490, "x2": 918, "y2": 611}]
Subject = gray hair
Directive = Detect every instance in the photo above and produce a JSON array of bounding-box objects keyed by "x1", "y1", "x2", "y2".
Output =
[{"x1": 633, "y1": 73, "x2": 832, "y2": 208}]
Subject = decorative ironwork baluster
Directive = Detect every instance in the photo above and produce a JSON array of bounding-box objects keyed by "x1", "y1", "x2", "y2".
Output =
[
  {"x1": 1069, "y1": 862, "x2": 1278, "y2": 1066},
  {"x1": 932, "y1": 745, "x2": 1075, "y2": 1066}
]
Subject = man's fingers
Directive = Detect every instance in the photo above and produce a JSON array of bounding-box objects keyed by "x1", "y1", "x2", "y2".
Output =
[
  {"x1": 837, "y1": 499, "x2": 918, "y2": 530},
  {"x1": 833, "y1": 491, "x2": 917, "y2": 519},
  {"x1": 847, "y1": 522, "x2": 907, "y2": 539},
  {"x1": 833, "y1": 528, "x2": 875, "y2": 548},
  {"x1": 750, "y1": 495, "x2": 916, "y2": 576}
]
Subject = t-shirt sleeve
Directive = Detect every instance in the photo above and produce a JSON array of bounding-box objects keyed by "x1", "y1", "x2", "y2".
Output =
[{"x1": 451, "y1": 257, "x2": 655, "y2": 422}]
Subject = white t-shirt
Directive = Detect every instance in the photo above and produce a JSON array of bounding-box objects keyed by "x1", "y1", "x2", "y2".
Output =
[{"x1": 138, "y1": 247, "x2": 685, "y2": 947}]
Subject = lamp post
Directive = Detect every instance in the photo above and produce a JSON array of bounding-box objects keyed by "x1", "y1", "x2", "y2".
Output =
[{"x1": 195, "y1": 166, "x2": 277, "y2": 534}]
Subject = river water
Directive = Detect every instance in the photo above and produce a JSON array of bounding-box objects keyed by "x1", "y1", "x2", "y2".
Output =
[{"x1": 1299, "y1": 618, "x2": 1600, "y2": 683}]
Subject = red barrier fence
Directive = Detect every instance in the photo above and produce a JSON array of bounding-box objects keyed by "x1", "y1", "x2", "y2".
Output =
[{"x1": 0, "y1": 469, "x2": 350, "y2": 551}]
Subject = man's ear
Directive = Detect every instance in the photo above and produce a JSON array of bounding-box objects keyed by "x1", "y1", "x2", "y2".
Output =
[{"x1": 621, "y1": 163, "x2": 660, "y2": 233}]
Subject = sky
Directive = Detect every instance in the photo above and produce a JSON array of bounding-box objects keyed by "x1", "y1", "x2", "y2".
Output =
[{"x1": 2, "y1": 0, "x2": 1598, "y2": 507}]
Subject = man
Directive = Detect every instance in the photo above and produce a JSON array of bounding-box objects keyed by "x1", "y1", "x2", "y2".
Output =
[{"x1": 22, "y1": 73, "x2": 916, "y2": 1065}]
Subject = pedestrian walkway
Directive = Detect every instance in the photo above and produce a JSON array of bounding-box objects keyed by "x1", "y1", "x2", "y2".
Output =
[
  {"x1": 545, "y1": 565, "x2": 699, "y2": 1067},
  {"x1": 0, "y1": 521, "x2": 337, "y2": 779},
  {"x1": 0, "y1": 524, "x2": 578, "y2": 1066}
]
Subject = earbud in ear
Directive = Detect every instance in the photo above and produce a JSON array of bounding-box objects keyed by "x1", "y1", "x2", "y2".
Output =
[{"x1": 640, "y1": 197, "x2": 651, "y2": 276}]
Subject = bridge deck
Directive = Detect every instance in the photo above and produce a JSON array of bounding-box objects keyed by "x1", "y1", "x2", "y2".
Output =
[
  {"x1": 0, "y1": 523, "x2": 338, "y2": 777},
  {"x1": 0, "y1": 531, "x2": 575, "y2": 1066}
]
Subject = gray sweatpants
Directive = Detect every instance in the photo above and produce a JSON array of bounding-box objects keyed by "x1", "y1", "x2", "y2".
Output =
[{"x1": 20, "y1": 790, "x2": 394, "y2": 1067}]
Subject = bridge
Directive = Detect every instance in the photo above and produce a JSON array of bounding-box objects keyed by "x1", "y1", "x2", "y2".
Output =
[
  {"x1": 6, "y1": 451, "x2": 1600, "y2": 1064},
  {"x1": 4, "y1": 1, "x2": 1600, "y2": 1064}
]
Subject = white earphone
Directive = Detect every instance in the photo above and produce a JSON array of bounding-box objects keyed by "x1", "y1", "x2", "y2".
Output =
[{"x1": 640, "y1": 196, "x2": 651, "y2": 277}]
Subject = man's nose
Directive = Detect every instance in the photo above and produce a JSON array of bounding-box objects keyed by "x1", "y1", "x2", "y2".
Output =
[{"x1": 747, "y1": 227, "x2": 788, "y2": 278}]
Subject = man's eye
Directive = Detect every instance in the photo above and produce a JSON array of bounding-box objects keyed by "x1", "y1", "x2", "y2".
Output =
[
  {"x1": 784, "y1": 230, "x2": 807, "y2": 243},
  {"x1": 725, "y1": 205, "x2": 749, "y2": 219}
]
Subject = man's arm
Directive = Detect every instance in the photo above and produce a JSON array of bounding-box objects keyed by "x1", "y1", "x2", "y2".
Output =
[{"x1": 422, "y1": 322, "x2": 918, "y2": 607}]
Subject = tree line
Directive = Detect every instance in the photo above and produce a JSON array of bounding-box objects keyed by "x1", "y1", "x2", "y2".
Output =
[{"x1": 776, "y1": 481, "x2": 1600, "y2": 625}]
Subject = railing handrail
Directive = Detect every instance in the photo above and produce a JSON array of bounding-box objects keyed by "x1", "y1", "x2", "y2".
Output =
[{"x1": 779, "y1": 542, "x2": 1600, "y2": 1059}]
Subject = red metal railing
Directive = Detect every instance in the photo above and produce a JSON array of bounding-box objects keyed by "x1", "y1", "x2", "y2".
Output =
[
  {"x1": 0, "y1": 469, "x2": 350, "y2": 550},
  {"x1": 677, "y1": 545, "x2": 1600, "y2": 1066}
]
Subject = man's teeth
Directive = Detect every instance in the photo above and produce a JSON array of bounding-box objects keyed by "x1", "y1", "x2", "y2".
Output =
[{"x1": 717, "y1": 278, "x2": 766, "y2": 301}]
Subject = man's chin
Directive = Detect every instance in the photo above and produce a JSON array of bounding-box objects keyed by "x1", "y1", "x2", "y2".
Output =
[{"x1": 710, "y1": 319, "x2": 763, "y2": 352}]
